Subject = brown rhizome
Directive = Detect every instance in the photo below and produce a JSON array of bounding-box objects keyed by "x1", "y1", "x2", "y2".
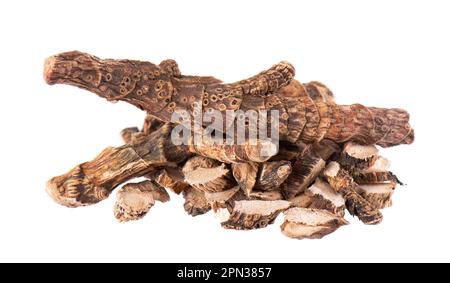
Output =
[{"x1": 44, "y1": 51, "x2": 414, "y2": 239}]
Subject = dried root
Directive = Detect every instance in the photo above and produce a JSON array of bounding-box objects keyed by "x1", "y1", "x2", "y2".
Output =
[
  {"x1": 44, "y1": 52, "x2": 414, "y2": 239},
  {"x1": 281, "y1": 207, "x2": 348, "y2": 240},
  {"x1": 222, "y1": 200, "x2": 291, "y2": 230},
  {"x1": 282, "y1": 151, "x2": 326, "y2": 199},
  {"x1": 256, "y1": 161, "x2": 292, "y2": 191},
  {"x1": 182, "y1": 156, "x2": 235, "y2": 193},
  {"x1": 323, "y1": 162, "x2": 383, "y2": 225},
  {"x1": 356, "y1": 183, "x2": 395, "y2": 209},
  {"x1": 182, "y1": 186, "x2": 211, "y2": 216},
  {"x1": 231, "y1": 162, "x2": 258, "y2": 196},
  {"x1": 114, "y1": 180, "x2": 169, "y2": 222},
  {"x1": 306, "y1": 179, "x2": 346, "y2": 217},
  {"x1": 154, "y1": 167, "x2": 189, "y2": 194},
  {"x1": 340, "y1": 142, "x2": 378, "y2": 171}
]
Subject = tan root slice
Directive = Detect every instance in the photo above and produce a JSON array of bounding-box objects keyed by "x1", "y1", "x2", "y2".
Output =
[
  {"x1": 362, "y1": 156, "x2": 391, "y2": 173},
  {"x1": 290, "y1": 194, "x2": 314, "y2": 208},
  {"x1": 231, "y1": 162, "x2": 258, "y2": 196},
  {"x1": 222, "y1": 200, "x2": 291, "y2": 230},
  {"x1": 306, "y1": 179, "x2": 346, "y2": 217},
  {"x1": 204, "y1": 186, "x2": 240, "y2": 211},
  {"x1": 340, "y1": 142, "x2": 378, "y2": 171},
  {"x1": 182, "y1": 186, "x2": 211, "y2": 216},
  {"x1": 154, "y1": 167, "x2": 189, "y2": 194},
  {"x1": 323, "y1": 162, "x2": 383, "y2": 225},
  {"x1": 356, "y1": 183, "x2": 395, "y2": 209},
  {"x1": 183, "y1": 156, "x2": 234, "y2": 193},
  {"x1": 255, "y1": 161, "x2": 292, "y2": 191},
  {"x1": 249, "y1": 190, "x2": 284, "y2": 201},
  {"x1": 281, "y1": 207, "x2": 348, "y2": 240},
  {"x1": 282, "y1": 152, "x2": 325, "y2": 199},
  {"x1": 114, "y1": 181, "x2": 158, "y2": 222}
]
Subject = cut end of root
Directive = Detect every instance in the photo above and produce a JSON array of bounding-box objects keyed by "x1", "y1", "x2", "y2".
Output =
[{"x1": 43, "y1": 56, "x2": 58, "y2": 85}]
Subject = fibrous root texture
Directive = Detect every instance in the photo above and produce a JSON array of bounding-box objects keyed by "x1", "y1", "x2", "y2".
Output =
[{"x1": 44, "y1": 51, "x2": 414, "y2": 240}]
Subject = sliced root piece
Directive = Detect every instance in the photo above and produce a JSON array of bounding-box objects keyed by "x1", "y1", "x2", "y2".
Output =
[
  {"x1": 362, "y1": 156, "x2": 391, "y2": 173},
  {"x1": 356, "y1": 183, "x2": 395, "y2": 209},
  {"x1": 323, "y1": 161, "x2": 383, "y2": 225},
  {"x1": 204, "y1": 186, "x2": 240, "y2": 211},
  {"x1": 114, "y1": 182, "x2": 156, "y2": 222},
  {"x1": 281, "y1": 207, "x2": 348, "y2": 240},
  {"x1": 282, "y1": 152, "x2": 325, "y2": 199},
  {"x1": 222, "y1": 200, "x2": 291, "y2": 230},
  {"x1": 183, "y1": 156, "x2": 235, "y2": 193},
  {"x1": 353, "y1": 171, "x2": 403, "y2": 185},
  {"x1": 182, "y1": 186, "x2": 211, "y2": 216},
  {"x1": 145, "y1": 181, "x2": 170, "y2": 203},
  {"x1": 306, "y1": 179, "x2": 346, "y2": 217},
  {"x1": 290, "y1": 193, "x2": 314, "y2": 208},
  {"x1": 343, "y1": 190, "x2": 383, "y2": 225},
  {"x1": 255, "y1": 161, "x2": 292, "y2": 191},
  {"x1": 340, "y1": 142, "x2": 378, "y2": 171},
  {"x1": 248, "y1": 190, "x2": 284, "y2": 201},
  {"x1": 231, "y1": 162, "x2": 258, "y2": 196},
  {"x1": 154, "y1": 167, "x2": 189, "y2": 194}
]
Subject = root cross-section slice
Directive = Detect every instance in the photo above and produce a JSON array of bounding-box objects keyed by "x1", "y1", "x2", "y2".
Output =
[
  {"x1": 356, "y1": 183, "x2": 395, "y2": 209},
  {"x1": 362, "y1": 156, "x2": 391, "y2": 172},
  {"x1": 222, "y1": 200, "x2": 291, "y2": 230},
  {"x1": 323, "y1": 161, "x2": 383, "y2": 225},
  {"x1": 114, "y1": 181, "x2": 157, "y2": 223},
  {"x1": 182, "y1": 186, "x2": 211, "y2": 216},
  {"x1": 204, "y1": 186, "x2": 240, "y2": 211},
  {"x1": 282, "y1": 152, "x2": 325, "y2": 199},
  {"x1": 340, "y1": 142, "x2": 378, "y2": 171},
  {"x1": 249, "y1": 191, "x2": 284, "y2": 201},
  {"x1": 306, "y1": 179, "x2": 346, "y2": 217},
  {"x1": 183, "y1": 156, "x2": 234, "y2": 193},
  {"x1": 281, "y1": 207, "x2": 348, "y2": 240}
]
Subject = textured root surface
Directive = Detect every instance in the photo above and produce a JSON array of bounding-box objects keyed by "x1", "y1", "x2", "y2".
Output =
[
  {"x1": 282, "y1": 151, "x2": 325, "y2": 199},
  {"x1": 281, "y1": 207, "x2": 348, "y2": 240},
  {"x1": 356, "y1": 183, "x2": 395, "y2": 209},
  {"x1": 231, "y1": 162, "x2": 258, "y2": 196},
  {"x1": 222, "y1": 200, "x2": 291, "y2": 230},
  {"x1": 154, "y1": 167, "x2": 189, "y2": 194},
  {"x1": 306, "y1": 179, "x2": 346, "y2": 217},
  {"x1": 44, "y1": 52, "x2": 414, "y2": 239},
  {"x1": 182, "y1": 186, "x2": 211, "y2": 216},
  {"x1": 256, "y1": 161, "x2": 292, "y2": 191},
  {"x1": 340, "y1": 142, "x2": 378, "y2": 171},
  {"x1": 183, "y1": 156, "x2": 235, "y2": 193},
  {"x1": 323, "y1": 162, "x2": 383, "y2": 225},
  {"x1": 353, "y1": 171, "x2": 403, "y2": 185},
  {"x1": 114, "y1": 182, "x2": 156, "y2": 222}
]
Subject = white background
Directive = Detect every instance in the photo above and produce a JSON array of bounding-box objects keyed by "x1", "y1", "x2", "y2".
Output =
[{"x1": 0, "y1": 0, "x2": 449, "y2": 263}]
